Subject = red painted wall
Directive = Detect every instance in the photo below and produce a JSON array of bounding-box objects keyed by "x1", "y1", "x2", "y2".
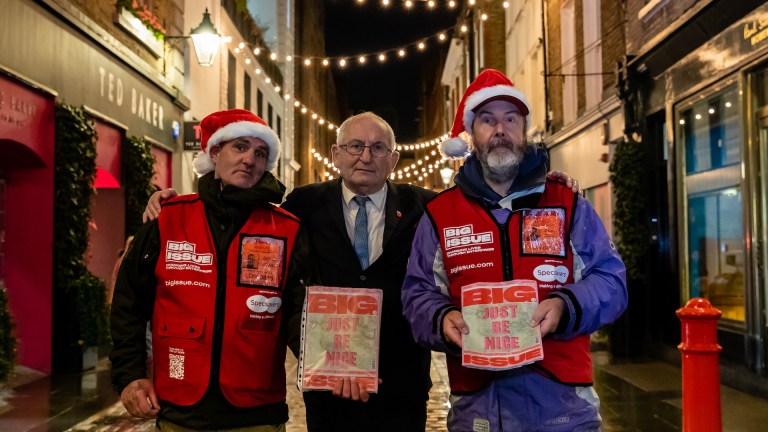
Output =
[{"x1": 0, "y1": 75, "x2": 55, "y2": 373}]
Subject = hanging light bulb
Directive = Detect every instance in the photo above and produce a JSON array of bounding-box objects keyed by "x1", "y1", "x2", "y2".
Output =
[
  {"x1": 238, "y1": 42, "x2": 245, "y2": 49},
  {"x1": 286, "y1": 55, "x2": 293, "y2": 62},
  {"x1": 418, "y1": 41, "x2": 426, "y2": 50},
  {"x1": 294, "y1": 101, "x2": 300, "y2": 107},
  {"x1": 398, "y1": 49, "x2": 406, "y2": 57},
  {"x1": 503, "y1": 1, "x2": 510, "y2": 7},
  {"x1": 254, "y1": 47, "x2": 261, "y2": 55},
  {"x1": 405, "y1": 0, "x2": 413, "y2": 8},
  {"x1": 245, "y1": 58, "x2": 251, "y2": 64},
  {"x1": 448, "y1": 0, "x2": 456, "y2": 7},
  {"x1": 378, "y1": 53, "x2": 386, "y2": 62},
  {"x1": 274, "y1": 85, "x2": 281, "y2": 92},
  {"x1": 461, "y1": 24, "x2": 468, "y2": 33},
  {"x1": 427, "y1": 0, "x2": 435, "y2": 8},
  {"x1": 481, "y1": 13, "x2": 488, "y2": 21},
  {"x1": 322, "y1": 58, "x2": 329, "y2": 66},
  {"x1": 319, "y1": 119, "x2": 325, "y2": 125},
  {"x1": 265, "y1": 77, "x2": 271, "y2": 84},
  {"x1": 301, "y1": 107, "x2": 307, "y2": 114},
  {"x1": 339, "y1": 58, "x2": 347, "y2": 67},
  {"x1": 304, "y1": 58, "x2": 311, "y2": 66},
  {"x1": 234, "y1": 47, "x2": 240, "y2": 54},
  {"x1": 270, "y1": 52, "x2": 277, "y2": 60},
  {"x1": 358, "y1": 55, "x2": 366, "y2": 64},
  {"x1": 469, "y1": 0, "x2": 475, "y2": 5},
  {"x1": 255, "y1": 68, "x2": 261, "y2": 74},
  {"x1": 382, "y1": 0, "x2": 390, "y2": 6},
  {"x1": 438, "y1": 33, "x2": 446, "y2": 41}
]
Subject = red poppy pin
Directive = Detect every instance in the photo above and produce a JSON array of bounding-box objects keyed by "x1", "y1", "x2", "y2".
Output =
[{"x1": 396, "y1": 210, "x2": 402, "y2": 218}]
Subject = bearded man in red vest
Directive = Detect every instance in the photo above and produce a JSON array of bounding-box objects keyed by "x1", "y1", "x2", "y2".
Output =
[
  {"x1": 401, "y1": 69, "x2": 628, "y2": 431},
  {"x1": 110, "y1": 109, "x2": 313, "y2": 431}
]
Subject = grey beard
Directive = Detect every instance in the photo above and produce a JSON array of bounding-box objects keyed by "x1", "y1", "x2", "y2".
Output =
[{"x1": 480, "y1": 158, "x2": 521, "y2": 185}]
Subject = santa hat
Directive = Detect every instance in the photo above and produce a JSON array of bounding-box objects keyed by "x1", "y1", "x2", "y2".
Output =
[
  {"x1": 193, "y1": 109, "x2": 281, "y2": 176},
  {"x1": 440, "y1": 69, "x2": 531, "y2": 159}
]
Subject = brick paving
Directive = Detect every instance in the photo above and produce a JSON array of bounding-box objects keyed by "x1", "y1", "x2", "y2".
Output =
[{"x1": 62, "y1": 352, "x2": 451, "y2": 431}]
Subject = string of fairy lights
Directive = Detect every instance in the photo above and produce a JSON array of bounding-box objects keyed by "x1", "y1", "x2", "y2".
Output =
[
  {"x1": 219, "y1": 0, "x2": 515, "y2": 185},
  {"x1": 346, "y1": 0, "x2": 511, "y2": 12},
  {"x1": 308, "y1": 133, "x2": 451, "y2": 181}
]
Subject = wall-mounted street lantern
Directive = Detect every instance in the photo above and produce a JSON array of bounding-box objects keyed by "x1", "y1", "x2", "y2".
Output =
[
  {"x1": 166, "y1": 8, "x2": 220, "y2": 69},
  {"x1": 189, "y1": 8, "x2": 220, "y2": 67}
]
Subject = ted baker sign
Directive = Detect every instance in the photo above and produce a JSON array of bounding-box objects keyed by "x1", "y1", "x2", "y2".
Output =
[{"x1": 98, "y1": 66, "x2": 165, "y2": 131}]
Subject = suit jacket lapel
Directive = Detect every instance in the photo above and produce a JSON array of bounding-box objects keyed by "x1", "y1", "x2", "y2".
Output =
[
  {"x1": 325, "y1": 179, "x2": 351, "y2": 246},
  {"x1": 383, "y1": 180, "x2": 402, "y2": 248}
]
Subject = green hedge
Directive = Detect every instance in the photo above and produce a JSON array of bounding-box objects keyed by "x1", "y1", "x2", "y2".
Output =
[
  {"x1": 609, "y1": 138, "x2": 647, "y2": 283},
  {"x1": 53, "y1": 103, "x2": 109, "y2": 347},
  {"x1": 0, "y1": 281, "x2": 16, "y2": 382},
  {"x1": 123, "y1": 135, "x2": 157, "y2": 237}
]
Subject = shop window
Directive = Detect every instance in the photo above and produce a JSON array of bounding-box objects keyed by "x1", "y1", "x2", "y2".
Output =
[
  {"x1": 687, "y1": 188, "x2": 744, "y2": 321},
  {"x1": 678, "y1": 83, "x2": 744, "y2": 322},
  {"x1": 681, "y1": 86, "x2": 740, "y2": 174}
]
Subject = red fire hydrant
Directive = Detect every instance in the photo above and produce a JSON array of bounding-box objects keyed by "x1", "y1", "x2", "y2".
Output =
[{"x1": 677, "y1": 298, "x2": 722, "y2": 432}]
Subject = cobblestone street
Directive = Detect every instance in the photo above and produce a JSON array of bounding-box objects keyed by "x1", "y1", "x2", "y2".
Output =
[{"x1": 61, "y1": 352, "x2": 451, "y2": 432}]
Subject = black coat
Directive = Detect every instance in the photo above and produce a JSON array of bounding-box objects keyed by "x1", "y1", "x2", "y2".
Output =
[{"x1": 282, "y1": 179, "x2": 435, "y2": 429}]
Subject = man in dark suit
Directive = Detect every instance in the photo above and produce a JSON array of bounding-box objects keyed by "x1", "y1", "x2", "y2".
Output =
[{"x1": 281, "y1": 112, "x2": 434, "y2": 431}]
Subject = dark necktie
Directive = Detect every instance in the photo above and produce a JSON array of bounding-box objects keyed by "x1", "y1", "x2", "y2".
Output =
[{"x1": 352, "y1": 195, "x2": 370, "y2": 269}]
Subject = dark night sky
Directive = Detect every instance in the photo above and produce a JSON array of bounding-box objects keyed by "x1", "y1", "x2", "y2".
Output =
[{"x1": 324, "y1": 1, "x2": 459, "y2": 142}]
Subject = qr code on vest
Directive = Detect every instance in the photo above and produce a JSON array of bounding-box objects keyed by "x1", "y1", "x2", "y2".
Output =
[{"x1": 169, "y1": 353, "x2": 185, "y2": 380}]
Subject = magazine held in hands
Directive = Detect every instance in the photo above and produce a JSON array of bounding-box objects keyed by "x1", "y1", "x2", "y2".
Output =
[
  {"x1": 461, "y1": 279, "x2": 544, "y2": 370},
  {"x1": 298, "y1": 286, "x2": 383, "y2": 392}
]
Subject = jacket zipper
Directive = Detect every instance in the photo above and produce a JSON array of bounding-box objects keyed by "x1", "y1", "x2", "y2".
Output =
[{"x1": 497, "y1": 219, "x2": 513, "y2": 281}]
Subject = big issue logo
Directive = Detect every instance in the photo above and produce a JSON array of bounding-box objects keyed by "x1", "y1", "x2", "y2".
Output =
[
  {"x1": 462, "y1": 286, "x2": 537, "y2": 306},
  {"x1": 443, "y1": 224, "x2": 494, "y2": 250},
  {"x1": 307, "y1": 294, "x2": 379, "y2": 315},
  {"x1": 165, "y1": 241, "x2": 213, "y2": 265}
]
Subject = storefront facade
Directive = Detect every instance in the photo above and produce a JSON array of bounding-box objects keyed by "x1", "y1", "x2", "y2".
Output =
[
  {"x1": 630, "y1": 1, "x2": 768, "y2": 381},
  {"x1": 0, "y1": 0, "x2": 187, "y2": 373}
]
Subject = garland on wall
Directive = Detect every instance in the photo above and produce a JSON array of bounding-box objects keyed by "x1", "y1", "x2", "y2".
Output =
[
  {"x1": 53, "y1": 103, "x2": 109, "y2": 348},
  {"x1": 608, "y1": 137, "x2": 647, "y2": 284},
  {"x1": 0, "y1": 281, "x2": 16, "y2": 383},
  {"x1": 123, "y1": 136, "x2": 157, "y2": 237}
]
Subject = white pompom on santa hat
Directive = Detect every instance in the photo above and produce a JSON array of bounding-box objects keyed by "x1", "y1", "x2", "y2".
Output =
[
  {"x1": 440, "y1": 68, "x2": 532, "y2": 159},
  {"x1": 193, "y1": 108, "x2": 282, "y2": 176}
]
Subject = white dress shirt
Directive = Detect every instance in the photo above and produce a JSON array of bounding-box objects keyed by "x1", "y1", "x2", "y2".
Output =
[{"x1": 341, "y1": 181, "x2": 387, "y2": 265}]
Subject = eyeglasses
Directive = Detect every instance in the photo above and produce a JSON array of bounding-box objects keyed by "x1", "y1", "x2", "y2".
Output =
[{"x1": 339, "y1": 142, "x2": 392, "y2": 157}]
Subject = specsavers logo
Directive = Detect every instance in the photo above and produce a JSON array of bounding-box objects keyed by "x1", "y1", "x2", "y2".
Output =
[
  {"x1": 165, "y1": 241, "x2": 213, "y2": 265},
  {"x1": 247, "y1": 295, "x2": 282, "y2": 313},
  {"x1": 443, "y1": 224, "x2": 494, "y2": 250},
  {"x1": 533, "y1": 264, "x2": 569, "y2": 283}
]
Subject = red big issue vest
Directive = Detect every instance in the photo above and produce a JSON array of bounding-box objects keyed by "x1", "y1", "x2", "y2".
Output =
[
  {"x1": 427, "y1": 180, "x2": 591, "y2": 393},
  {"x1": 153, "y1": 196, "x2": 299, "y2": 407}
]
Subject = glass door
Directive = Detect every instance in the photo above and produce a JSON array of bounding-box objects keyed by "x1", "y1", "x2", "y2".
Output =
[{"x1": 678, "y1": 84, "x2": 746, "y2": 323}]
